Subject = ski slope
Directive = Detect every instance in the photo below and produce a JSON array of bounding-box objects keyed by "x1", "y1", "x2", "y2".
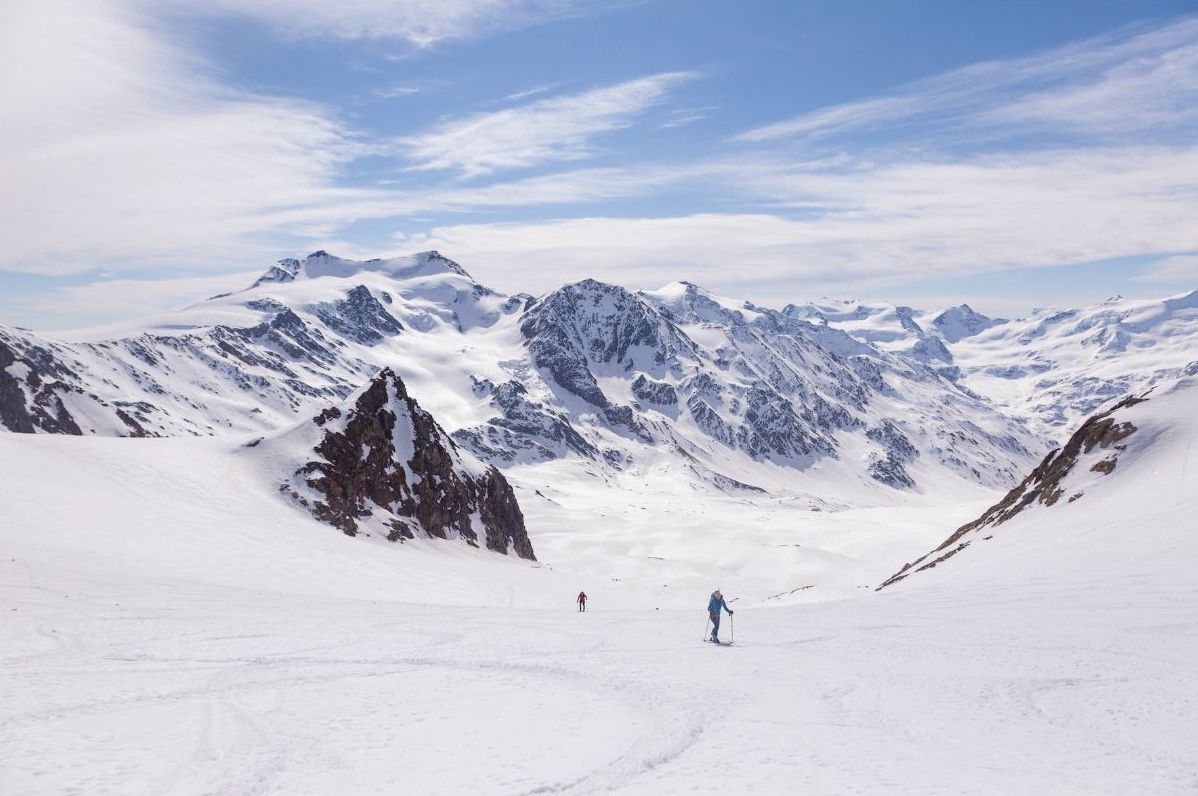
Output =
[{"x1": 3, "y1": 423, "x2": 1198, "y2": 794}]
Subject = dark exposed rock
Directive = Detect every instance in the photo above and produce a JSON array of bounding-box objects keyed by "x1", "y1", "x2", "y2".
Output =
[
  {"x1": 736, "y1": 386, "x2": 834, "y2": 462},
  {"x1": 632, "y1": 374, "x2": 678, "y2": 406},
  {"x1": 454, "y1": 379, "x2": 597, "y2": 463},
  {"x1": 312, "y1": 285, "x2": 404, "y2": 345},
  {"x1": 293, "y1": 368, "x2": 534, "y2": 559},
  {"x1": 878, "y1": 391, "x2": 1148, "y2": 589},
  {"x1": 0, "y1": 338, "x2": 83, "y2": 434},
  {"x1": 866, "y1": 420, "x2": 918, "y2": 489},
  {"x1": 0, "y1": 340, "x2": 36, "y2": 433},
  {"x1": 251, "y1": 258, "x2": 301, "y2": 288},
  {"x1": 520, "y1": 279, "x2": 693, "y2": 409}
]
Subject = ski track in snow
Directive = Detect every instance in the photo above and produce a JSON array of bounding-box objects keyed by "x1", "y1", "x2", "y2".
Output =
[{"x1": 3, "y1": 577, "x2": 1198, "y2": 795}]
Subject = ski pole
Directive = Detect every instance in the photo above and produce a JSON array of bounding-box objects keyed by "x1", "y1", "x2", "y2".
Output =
[
  {"x1": 730, "y1": 613, "x2": 734, "y2": 644},
  {"x1": 703, "y1": 615, "x2": 710, "y2": 641}
]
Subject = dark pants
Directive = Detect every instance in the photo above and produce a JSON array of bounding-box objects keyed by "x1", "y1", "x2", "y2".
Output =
[
  {"x1": 710, "y1": 610, "x2": 720, "y2": 639},
  {"x1": 578, "y1": 602, "x2": 586, "y2": 612}
]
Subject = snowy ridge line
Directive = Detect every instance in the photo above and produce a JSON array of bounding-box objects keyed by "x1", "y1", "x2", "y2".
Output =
[{"x1": 878, "y1": 376, "x2": 1198, "y2": 591}]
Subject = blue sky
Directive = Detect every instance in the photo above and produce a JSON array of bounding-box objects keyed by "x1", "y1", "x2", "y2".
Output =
[{"x1": 2, "y1": 0, "x2": 1197, "y2": 328}]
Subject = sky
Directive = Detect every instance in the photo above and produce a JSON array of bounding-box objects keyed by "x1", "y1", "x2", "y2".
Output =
[{"x1": 2, "y1": 0, "x2": 1197, "y2": 329}]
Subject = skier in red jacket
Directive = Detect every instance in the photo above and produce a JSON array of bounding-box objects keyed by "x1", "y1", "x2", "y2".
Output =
[{"x1": 577, "y1": 591, "x2": 587, "y2": 612}]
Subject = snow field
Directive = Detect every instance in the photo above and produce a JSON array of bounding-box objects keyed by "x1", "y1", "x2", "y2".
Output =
[
  {"x1": 4, "y1": 574, "x2": 1196, "y2": 794},
  {"x1": 3, "y1": 415, "x2": 1198, "y2": 793}
]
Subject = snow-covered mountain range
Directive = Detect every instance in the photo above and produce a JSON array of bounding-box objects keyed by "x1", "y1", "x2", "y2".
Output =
[
  {"x1": 788, "y1": 292, "x2": 1198, "y2": 437},
  {"x1": 2, "y1": 251, "x2": 1195, "y2": 511}
]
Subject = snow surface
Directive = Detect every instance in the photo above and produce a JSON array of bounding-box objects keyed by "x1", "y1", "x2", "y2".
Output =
[{"x1": 3, "y1": 420, "x2": 1198, "y2": 793}]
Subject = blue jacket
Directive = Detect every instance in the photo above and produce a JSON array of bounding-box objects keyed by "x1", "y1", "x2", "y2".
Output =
[{"x1": 708, "y1": 593, "x2": 730, "y2": 614}]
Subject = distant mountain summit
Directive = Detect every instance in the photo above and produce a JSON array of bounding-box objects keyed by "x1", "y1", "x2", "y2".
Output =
[
  {"x1": 253, "y1": 250, "x2": 473, "y2": 288},
  {"x1": 931, "y1": 304, "x2": 1004, "y2": 343}
]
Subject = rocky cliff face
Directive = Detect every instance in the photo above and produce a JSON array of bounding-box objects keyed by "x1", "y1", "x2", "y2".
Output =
[
  {"x1": 465, "y1": 277, "x2": 1037, "y2": 488},
  {"x1": 878, "y1": 390, "x2": 1150, "y2": 589},
  {"x1": 281, "y1": 368, "x2": 535, "y2": 560},
  {"x1": 0, "y1": 336, "x2": 150, "y2": 436}
]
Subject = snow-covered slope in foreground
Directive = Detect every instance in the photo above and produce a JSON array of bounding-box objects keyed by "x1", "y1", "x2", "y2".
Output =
[
  {"x1": 3, "y1": 423, "x2": 1198, "y2": 793},
  {"x1": 880, "y1": 376, "x2": 1198, "y2": 591}
]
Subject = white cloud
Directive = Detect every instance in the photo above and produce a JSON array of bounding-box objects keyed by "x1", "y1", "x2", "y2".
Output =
[
  {"x1": 187, "y1": 0, "x2": 607, "y2": 47},
  {"x1": 0, "y1": 271, "x2": 261, "y2": 331},
  {"x1": 398, "y1": 72, "x2": 696, "y2": 177},
  {"x1": 374, "y1": 84, "x2": 425, "y2": 99},
  {"x1": 738, "y1": 96, "x2": 920, "y2": 143},
  {"x1": 503, "y1": 84, "x2": 558, "y2": 101},
  {"x1": 1135, "y1": 254, "x2": 1198, "y2": 285},
  {"x1": 0, "y1": 0, "x2": 386, "y2": 276},
  {"x1": 394, "y1": 145, "x2": 1198, "y2": 297},
  {"x1": 738, "y1": 18, "x2": 1198, "y2": 145}
]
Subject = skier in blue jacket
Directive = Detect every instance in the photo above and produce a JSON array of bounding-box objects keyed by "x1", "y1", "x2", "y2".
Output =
[{"x1": 708, "y1": 589, "x2": 733, "y2": 643}]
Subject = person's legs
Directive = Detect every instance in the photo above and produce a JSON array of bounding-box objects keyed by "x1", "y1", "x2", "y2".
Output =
[{"x1": 710, "y1": 611, "x2": 720, "y2": 640}]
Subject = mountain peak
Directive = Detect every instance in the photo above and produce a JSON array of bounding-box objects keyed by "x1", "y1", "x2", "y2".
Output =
[
  {"x1": 249, "y1": 250, "x2": 474, "y2": 290},
  {"x1": 273, "y1": 366, "x2": 535, "y2": 558},
  {"x1": 932, "y1": 303, "x2": 1000, "y2": 343}
]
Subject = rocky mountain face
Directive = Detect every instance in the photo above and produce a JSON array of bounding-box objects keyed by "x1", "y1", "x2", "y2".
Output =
[
  {"x1": 273, "y1": 367, "x2": 535, "y2": 559},
  {"x1": 878, "y1": 389, "x2": 1152, "y2": 589},
  {"x1": 455, "y1": 277, "x2": 1040, "y2": 490}
]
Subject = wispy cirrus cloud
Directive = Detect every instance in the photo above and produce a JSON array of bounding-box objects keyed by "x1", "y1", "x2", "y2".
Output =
[
  {"x1": 1135, "y1": 254, "x2": 1198, "y2": 285},
  {"x1": 738, "y1": 17, "x2": 1198, "y2": 145},
  {"x1": 397, "y1": 72, "x2": 697, "y2": 177},
  {"x1": 373, "y1": 83, "x2": 425, "y2": 99},
  {"x1": 182, "y1": 0, "x2": 613, "y2": 48}
]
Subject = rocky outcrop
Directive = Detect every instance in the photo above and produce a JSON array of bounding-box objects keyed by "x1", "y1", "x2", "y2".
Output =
[
  {"x1": 866, "y1": 420, "x2": 918, "y2": 489},
  {"x1": 453, "y1": 379, "x2": 597, "y2": 464},
  {"x1": 0, "y1": 335, "x2": 150, "y2": 435},
  {"x1": 878, "y1": 391, "x2": 1148, "y2": 589},
  {"x1": 312, "y1": 285, "x2": 404, "y2": 345},
  {"x1": 631, "y1": 374, "x2": 678, "y2": 406},
  {"x1": 289, "y1": 368, "x2": 535, "y2": 559}
]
